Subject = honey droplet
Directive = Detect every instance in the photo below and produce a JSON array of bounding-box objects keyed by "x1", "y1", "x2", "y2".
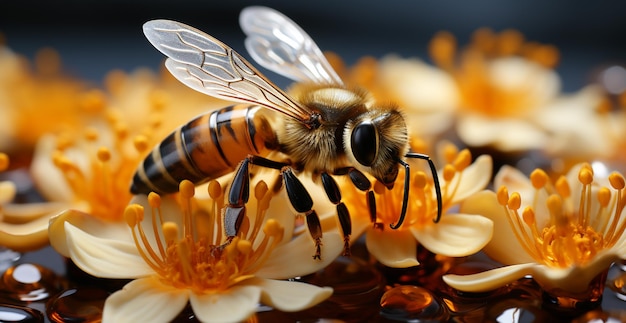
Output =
[
  {"x1": 0, "y1": 304, "x2": 44, "y2": 322},
  {"x1": 380, "y1": 285, "x2": 446, "y2": 321},
  {"x1": 47, "y1": 287, "x2": 109, "y2": 323},
  {"x1": 1, "y1": 263, "x2": 67, "y2": 302}
]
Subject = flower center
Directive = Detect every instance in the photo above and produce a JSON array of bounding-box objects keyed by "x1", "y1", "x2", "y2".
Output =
[
  {"x1": 497, "y1": 164, "x2": 626, "y2": 268},
  {"x1": 125, "y1": 180, "x2": 284, "y2": 293},
  {"x1": 428, "y1": 28, "x2": 559, "y2": 118},
  {"x1": 50, "y1": 95, "x2": 158, "y2": 221},
  {"x1": 350, "y1": 145, "x2": 472, "y2": 229}
]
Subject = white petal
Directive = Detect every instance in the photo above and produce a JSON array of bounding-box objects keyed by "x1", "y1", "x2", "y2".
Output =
[
  {"x1": 103, "y1": 276, "x2": 189, "y2": 323},
  {"x1": 64, "y1": 221, "x2": 153, "y2": 278},
  {"x1": 366, "y1": 228, "x2": 419, "y2": 268},
  {"x1": 460, "y1": 191, "x2": 535, "y2": 265},
  {"x1": 255, "y1": 231, "x2": 344, "y2": 279},
  {"x1": 251, "y1": 277, "x2": 333, "y2": 312},
  {"x1": 411, "y1": 213, "x2": 493, "y2": 257},
  {"x1": 190, "y1": 284, "x2": 260, "y2": 323},
  {"x1": 443, "y1": 263, "x2": 536, "y2": 292},
  {"x1": 457, "y1": 115, "x2": 547, "y2": 151},
  {"x1": 448, "y1": 155, "x2": 493, "y2": 204},
  {"x1": 30, "y1": 135, "x2": 79, "y2": 203},
  {"x1": 49, "y1": 209, "x2": 133, "y2": 257},
  {"x1": 0, "y1": 213, "x2": 50, "y2": 252}
]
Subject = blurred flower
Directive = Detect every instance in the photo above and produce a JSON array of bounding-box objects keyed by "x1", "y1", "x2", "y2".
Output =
[
  {"x1": 344, "y1": 143, "x2": 494, "y2": 268},
  {"x1": 428, "y1": 28, "x2": 564, "y2": 151},
  {"x1": 50, "y1": 179, "x2": 341, "y2": 322},
  {"x1": 0, "y1": 153, "x2": 62, "y2": 251},
  {"x1": 445, "y1": 163, "x2": 626, "y2": 295}
]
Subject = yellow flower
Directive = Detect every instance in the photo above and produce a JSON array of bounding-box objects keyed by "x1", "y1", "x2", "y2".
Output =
[
  {"x1": 49, "y1": 179, "x2": 340, "y2": 323},
  {"x1": 344, "y1": 144, "x2": 494, "y2": 268},
  {"x1": 429, "y1": 28, "x2": 563, "y2": 151},
  {"x1": 445, "y1": 163, "x2": 626, "y2": 294}
]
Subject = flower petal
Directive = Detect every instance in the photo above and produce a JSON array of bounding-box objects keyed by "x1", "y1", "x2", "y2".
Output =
[
  {"x1": 255, "y1": 231, "x2": 344, "y2": 279},
  {"x1": 63, "y1": 221, "x2": 153, "y2": 278},
  {"x1": 190, "y1": 284, "x2": 261, "y2": 323},
  {"x1": 457, "y1": 115, "x2": 547, "y2": 151},
  {"x1": 448, "y1": 154, "x2": 493, "y2": 204},
  {"x1": 460, "y1": 191, "x2": 535, "y2": 265},
  {"x1": 251, "y1": 277, "x2": 333, "y2": 312},
  {"x1": 0, "y1": 213, "x2": 50, "y2": 252},
  {"x1": 366, "y1": 228, "x2": 418, "y2": 268},
  {"x1": 411, "y1": 213, "x2": 493, "y2": 257},
  {"x1": 0, "y1": 181, "x2": 16, "y2": 204},
  {"x1": 103, "y1": 276, "x2": 189, "y2": 323},
  {"x1": 49, "y1": 209, "x2": 133, "y2": 257},
  {"x1": 443, "y1": 263, "x2": 536, "y2": 292}
]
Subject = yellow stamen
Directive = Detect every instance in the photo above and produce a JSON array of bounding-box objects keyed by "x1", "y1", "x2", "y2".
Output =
[
  {"x1": 0, "y1": 153, "x2": 9, "y2": 172},
  {"x1": 126, "y1": 177, "x2": 283, "y2": 293}
]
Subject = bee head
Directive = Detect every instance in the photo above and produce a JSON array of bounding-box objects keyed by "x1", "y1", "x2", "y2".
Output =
[{"x1": 344, "y1": 107, "x2": 409, "y2": 189}]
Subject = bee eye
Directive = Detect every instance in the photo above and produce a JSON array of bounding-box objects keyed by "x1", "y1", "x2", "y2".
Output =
[{"x1": 351, "y1": 121, "x2": 378, "y2": 166}]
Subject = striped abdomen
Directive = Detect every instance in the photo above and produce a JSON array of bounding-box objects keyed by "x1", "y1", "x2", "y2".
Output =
[{"x1": 131, "y1": 104, "x2": 278, "y2": 195}]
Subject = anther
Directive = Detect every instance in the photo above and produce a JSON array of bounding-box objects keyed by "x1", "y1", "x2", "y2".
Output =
[
  {"x1": 207, "y1": 180, "x2": 222, "y2": 199},
  {"x1": 124, "y1": 204, "x2": 144, "y2": 228},
  {"x1": 497, "y1": 186, "x2": 509, "y2": 206},
  {"x1": 179, "y1": 180, "x2": 195, "y2": 199},
  {"x1": 254, "y1": 180, "x2": 269, "y2": 201},
  {"x1": 508, "y1": 192, "x2": 521, "y2": 210},
  {"x1": 546, "y1": 194, "x2": 564, "y2": 222},
  {"x1": 522, "y1": 206, "x2": 536, "y2": 226},
  {"x1": 133, "y1": 135, "x2": 149, "y2": 153},
  {"x1": 442, "y1": 142, "x2": 459, "y2": 164},
  {"x1": 162, "y1": 222, "x2": 179, "y2": 242},
  {"x1": 452, "y1": 149, "x2": 472, "y2": 171},
  {"x1": 530, "y1": 169, "x2": 549, "y2": 189},
  {"x1": 443, "y1": 164, "x2": 456, "y2": 182},
  {"x1": 148, "y1": 192, "x2": 162, "y2": 208},
  {"x1": 597, "y1": 187, "x2": 611, "y2": 207},
  {"x1": 413, "y1": 171, "x2": 427, "y2": 189},
  {"x1": 555, "y1": 176, "x2": 570, "y2": 198},
  {"x1": 578, "y1": 168, "x2": 593, "y2": 185},
  {"x1": 263, "y1": 219, "x2": 283, "y2": 237},
  {"x1": 609, "y1": 172, "x2": 625, "y2": 190},
  {"x1": 97, "y1": 147, "x2": 111, "y2": 162}
]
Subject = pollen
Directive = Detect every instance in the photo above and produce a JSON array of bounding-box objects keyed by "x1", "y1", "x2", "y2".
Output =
[
  {"x1": 499, "y1": 166, "x2": 626, "y2": 268},
  {"x1": 125, "y1": 179, "x2": 284, "y2": 293}
]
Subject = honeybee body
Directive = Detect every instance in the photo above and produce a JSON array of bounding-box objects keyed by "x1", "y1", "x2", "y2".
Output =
[
  {"x1": 135, "y1": 7, "x2": 442, "y2": 258},
  {"x1": 131, "y1": 104, "x2": 278, "y2": 194}
]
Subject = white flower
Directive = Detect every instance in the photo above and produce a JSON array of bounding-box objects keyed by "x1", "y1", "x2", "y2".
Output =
[
  {"x1": 50, "y1": 179, "x2": 341, "y2": 322},
  {"x1": 444, "y1": 163, "x2": 626, "y2": 294}
]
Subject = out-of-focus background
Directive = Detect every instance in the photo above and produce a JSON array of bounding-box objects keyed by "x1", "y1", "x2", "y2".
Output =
[{"x1": 1, "y1": 0, "x2": 625, "y2": 91}]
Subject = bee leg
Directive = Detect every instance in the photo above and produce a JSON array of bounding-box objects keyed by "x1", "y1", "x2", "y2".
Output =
[
  {"x1": 282, "y1": 167, "x2": 323, "y2": 260},
  {"x1": 224, "y1": 155, "x2": 289, "y2": 241},
  {"x1": 321, "y1": 172, "x2": 351, "y2": 256},
  {"x1": 335, "y1": 167, "x2": 381, "y2": 230},
  {"x1": 223, "y1": 158, "x2": 251, "y2": 243}
]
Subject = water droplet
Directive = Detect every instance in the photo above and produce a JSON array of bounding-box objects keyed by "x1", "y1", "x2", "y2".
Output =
[
  {"x1": 380, "y1": 285, "x2": 446, "y2": 321},
  {"x1": 1, "y1": 263, "x2": 66, "y2": 302},
  {"x1": 0, "y1": 304, "x2": 44, "y2": 322},
  {"x1": 0, "y1": 248, "x2": 21, "y2": 273},
  {"x1": 47, "y1": 287, "x2": 109, "y2": 323}
]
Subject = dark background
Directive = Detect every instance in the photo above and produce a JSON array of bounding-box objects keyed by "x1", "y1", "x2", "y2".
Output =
[{"x1": 1, "y1": 0, "x2": 625, "y2": 92}]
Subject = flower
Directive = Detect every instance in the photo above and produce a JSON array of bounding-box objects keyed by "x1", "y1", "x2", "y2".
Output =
[
  {"x1": 50, "y1": 179, "x2": 342, "y2": 322},
  {"x1": 0, "y1": 152, "x2": 63, "y2": 251},
  {"x1": 344, "y1": 143, "x2": 494, "y2": 268},
  {"x1": 428, "y1": 28, "x2": 562, "y2": 151},
  {"x1": 444, "y1": 163, "x2": 626, "y2": 294}
]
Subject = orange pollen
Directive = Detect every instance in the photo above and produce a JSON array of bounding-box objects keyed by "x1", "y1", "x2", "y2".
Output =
[
  {"x1": 500, "y1": 167, "x2": 626, "y2": 268},
  {"x1": 125, "y1": 179, "x2": 283, "y2": 293}
]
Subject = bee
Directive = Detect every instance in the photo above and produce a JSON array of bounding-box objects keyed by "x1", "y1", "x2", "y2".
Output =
[{"x1": 132, "y1": 6, "x2": 442, "y2": 259}]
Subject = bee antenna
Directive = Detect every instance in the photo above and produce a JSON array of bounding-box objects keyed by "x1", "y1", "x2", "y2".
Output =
[{"x1": 389, "y1": 153, "x2": 442, "y2": 230}]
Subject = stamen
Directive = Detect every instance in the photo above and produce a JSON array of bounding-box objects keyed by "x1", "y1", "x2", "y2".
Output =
[
  {"x1": 530, "y1": 169, "x2": 549, "y2": 189},
  {"x1": 428, "y1": 31, "x2": 456, "y2": 71},
  {"x1": 452, "y1": 149, "x2": 472, "y2": 172}
]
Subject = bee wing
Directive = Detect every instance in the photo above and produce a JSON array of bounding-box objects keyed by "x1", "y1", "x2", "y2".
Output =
[
  {"x1": 239, "y1": 6, "x2": 344, "y2": 86},
  {"x1": 143, "y1": 19, "x2": 313, "y2": 124}
]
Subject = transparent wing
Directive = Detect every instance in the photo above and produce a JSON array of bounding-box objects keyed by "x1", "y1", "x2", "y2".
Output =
[
  {"x1": 240, "y1": 6, "x2": 344, "y2": 85},
  {"x1": 143, "y1": 19, "x2": 313, "y2": 124}
]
